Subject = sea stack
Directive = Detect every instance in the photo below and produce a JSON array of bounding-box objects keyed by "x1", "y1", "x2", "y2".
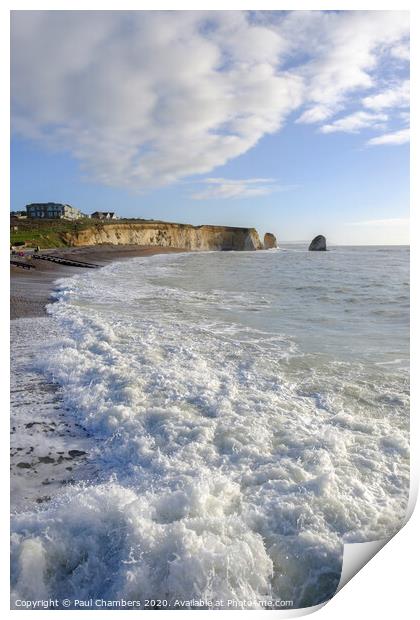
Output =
[
  {"x1": 264, "y1": 232, "x2": 278, "y2": 249},
  {"x1": 308, "y1": 235, "x2": 327, "y2": 251}
]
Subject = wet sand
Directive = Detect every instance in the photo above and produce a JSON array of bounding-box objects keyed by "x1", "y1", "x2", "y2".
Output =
[
  {"x1": 10, "y1": 318, "x2": 97, "y2": 511},
  {"x1": 10, "y1": 245, "x2": 183, "y2": 509},
  {"x1": 11, "y1": 245, "x2": 183, "y2": 319}
]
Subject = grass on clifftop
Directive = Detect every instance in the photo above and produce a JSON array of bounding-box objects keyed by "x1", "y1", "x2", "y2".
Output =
[
  {"x1": 10, "y1": 217, "x2": 241, "y2": 249},
  {"x1": 10, "y1": 217, "x2": 156, "y2": 248},
  {"x1": 10, "y1": 218, "x2": 94, "y2": 248}
]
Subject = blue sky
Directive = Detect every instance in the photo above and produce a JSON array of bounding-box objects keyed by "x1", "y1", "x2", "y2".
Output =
[{"x1": 11, "y1": 10, "x2": 410, "y2": 244}]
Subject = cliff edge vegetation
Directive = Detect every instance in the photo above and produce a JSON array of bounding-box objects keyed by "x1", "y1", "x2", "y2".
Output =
[{"x1": 10, "y1": 218, "x2": 265, "y2": 251}]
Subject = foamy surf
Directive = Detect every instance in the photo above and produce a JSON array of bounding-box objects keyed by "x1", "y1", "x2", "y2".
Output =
[{"x1": 11, "y1": 247, "x2": 409, "y2": 609}]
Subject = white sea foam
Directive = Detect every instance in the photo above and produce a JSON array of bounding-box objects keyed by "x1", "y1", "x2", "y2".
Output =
[{"x1": 11, "y1": 248, "x2": 409, "y2": 609}]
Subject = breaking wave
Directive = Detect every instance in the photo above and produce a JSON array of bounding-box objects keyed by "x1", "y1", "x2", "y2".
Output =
[{"x1": 11, "y1": 248, "x2": 409, "y2": 609}]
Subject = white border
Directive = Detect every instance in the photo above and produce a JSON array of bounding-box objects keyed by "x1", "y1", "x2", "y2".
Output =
[{"x1": 2, "y1": 2, "x2": 417, "y2": 618}]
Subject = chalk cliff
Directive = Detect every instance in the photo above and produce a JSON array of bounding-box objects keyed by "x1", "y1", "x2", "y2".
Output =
[
  {"x1": 62, "y1": 222, "x2": 264, "y2": 251},
  {"x1": 263, "y1": 233, "x2": 278, "y2": 249}
]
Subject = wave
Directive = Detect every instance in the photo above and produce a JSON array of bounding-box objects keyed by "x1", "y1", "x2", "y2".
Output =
[{"x1": 11, "y1": 251, "x2": 409, "y2": 609}]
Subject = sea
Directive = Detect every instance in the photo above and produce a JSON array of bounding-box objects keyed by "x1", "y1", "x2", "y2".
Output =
[{"x1": 10, "y1": 245, "x2": 410, "y2": 609}]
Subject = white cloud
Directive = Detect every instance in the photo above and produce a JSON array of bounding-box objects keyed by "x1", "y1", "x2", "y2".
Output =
[
  {"x1": 297, "y1": 105, "x2": 337, "y2": 124},
  {"x1": 11, "y1": 10, "x2": 410, "y2": 189},
  {"x1": 11, "y1": 11, "x2": 303, "y2": 189},
  {"x1": 334, "y1": 81, "x2": 412, "y2": 145},
  {"x1": 390, "y1": 41, "x2": 410, "y2": 61},
  {"x1": 366, "y1": 128, "x2": 410, "y2": 146},
  {"x1": 191, "y1": 177, "x2": 290, "y2": 200},
  {"x1": 320, "y1": 111, "x2": 388, "y2": 134},
  {"x1": 362, "y1": 80, "x2": 409, "y2": 110},
  {"x1": 293, "y1": 11, "x2": 409, "y2": 124}
]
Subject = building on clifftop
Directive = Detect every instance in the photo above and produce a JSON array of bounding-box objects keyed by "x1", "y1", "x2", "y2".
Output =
[
  {"x1": 26, "y1": 203, "x2": 82, "y2": 220},
  {"x1": 91, "y1": 211, "x2": 117, "y2": 220}
]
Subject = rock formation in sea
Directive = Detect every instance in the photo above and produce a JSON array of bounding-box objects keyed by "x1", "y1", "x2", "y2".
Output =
[
  {"x1": 263, "y1": 233, "x2": 277, "y2": 249},
  {"x1": 308, "y1": 235, "x2": 327, "y2": 251},
  {"x1": 62, "y1": 222, "x2": 264, "y2": 251}
]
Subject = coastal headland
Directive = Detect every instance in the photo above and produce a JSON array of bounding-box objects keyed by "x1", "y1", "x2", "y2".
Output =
[
  {"x1": 11, "y1": 218, "x2": 264, "y2": 251},
  {"x1": 10, "y1": 220, "x2": 274, "y2": 505},
  {"x1": 61, "y1": 221, "x2": 263, "y2": 251},
  {"x1": 10, "y1": 219, "x2": 273, "y2": 319}
]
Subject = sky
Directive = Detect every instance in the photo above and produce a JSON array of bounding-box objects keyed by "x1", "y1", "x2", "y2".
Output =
[{"x1": 10, "y1": 10, "x2": 410, "y2": 245}]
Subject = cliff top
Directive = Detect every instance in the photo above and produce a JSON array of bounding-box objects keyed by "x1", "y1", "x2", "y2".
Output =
[{"x1": 10, "y1": 217, "x2": 259, "y2": 249}]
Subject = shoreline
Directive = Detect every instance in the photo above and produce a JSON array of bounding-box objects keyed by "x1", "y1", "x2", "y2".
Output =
[
  {"x1": 11, "y1": 245, "x2": 183, "y2": 509},
  {"x1": 10, "y1": 244, "x2": 184, "y2": 320},
  {"x1": 10, "y1": 245, "x2": 410, "y2": 606}
]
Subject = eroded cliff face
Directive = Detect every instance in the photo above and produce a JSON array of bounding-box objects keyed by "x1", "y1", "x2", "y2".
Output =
[
  {"x1": 263, "y1": 232, "x2": 278, "y2": 249},
  {"x1": 62, "y1": 222, "x2": 264, "y2": 251}
]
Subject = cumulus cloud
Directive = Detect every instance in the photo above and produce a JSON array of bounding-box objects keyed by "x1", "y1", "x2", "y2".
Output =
[
  {"x1": 390, "y1": 41, "x2": 410, "y2": 61},
  {"x1": 362, "y1": 80, "x2": 409, "y2": 111},
  {"x1": 366, "y1": 128, "x2": 410, "y2": 146},
  {"x1": 293, "y1": 11, "x2": 409, "y2": 124},
  {"x1": 11, "y1": 10, "x2": 410, "y2": 190},
  {"x1": 11, "y1": 11, "x2": 303, "y2": 189},
  {"x1": 191, "y1": 177, "x2": 291, "y2": 200},
  {"x1": 320, "y1": 111, "x2": 388, "y2": 134},
  {"x1": 319, "y1": 80, "x2": 409, "y2": 140},
  {"x1": 297, "y1": 105, "x2": 337, "y2": 124}
]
